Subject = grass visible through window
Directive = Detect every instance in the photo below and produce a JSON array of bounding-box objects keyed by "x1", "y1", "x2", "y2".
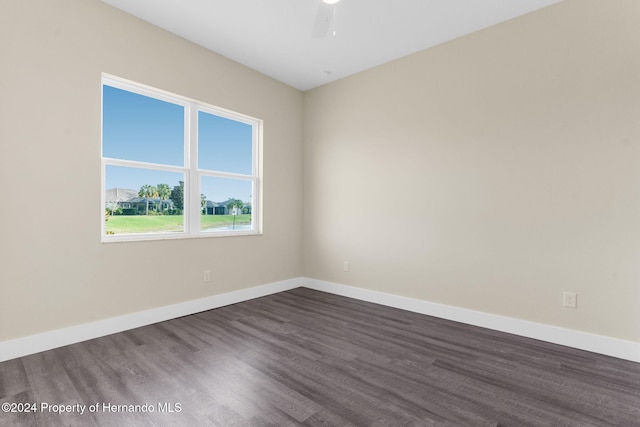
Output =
[{"x1": 105, "y1": 215, "x2": 251, "y2": 234}]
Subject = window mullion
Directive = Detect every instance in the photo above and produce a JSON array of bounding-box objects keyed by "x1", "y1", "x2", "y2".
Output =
[
  {"x1": 197, "y1": 170, "x2": 254, "y2": 180},
  {"x1": 102, "y1": 158, "x2": 185, "y2": 174},
  {"x1": 188, "y1": 104, "x2": 200, "y2": 235}
]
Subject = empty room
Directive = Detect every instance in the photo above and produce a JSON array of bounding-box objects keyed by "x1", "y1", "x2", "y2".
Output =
[{"x1": 1, "y1": 0, "x2": 639, "y2": 425}]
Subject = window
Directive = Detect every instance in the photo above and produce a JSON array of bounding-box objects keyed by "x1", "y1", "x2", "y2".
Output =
[{"x1": 102, "y1": 75, "x2": 261, "y2": 241}]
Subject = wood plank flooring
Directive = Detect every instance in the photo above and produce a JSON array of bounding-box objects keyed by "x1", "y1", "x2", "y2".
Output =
[{"x1": 1, "y1": 287, "x2": 639, "y2": 426}]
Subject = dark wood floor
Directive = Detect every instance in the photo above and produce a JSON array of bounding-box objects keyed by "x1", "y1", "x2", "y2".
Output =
[{"x1": 1, "y1": 288, "x2": 639, "y2": 426}]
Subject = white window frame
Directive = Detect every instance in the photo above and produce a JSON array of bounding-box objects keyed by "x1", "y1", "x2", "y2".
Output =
[{"x1": 101, "y1": 74, "x2": 262, "y2": 242}]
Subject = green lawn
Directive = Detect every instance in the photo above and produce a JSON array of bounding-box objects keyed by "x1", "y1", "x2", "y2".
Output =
[{"x1": 106, "y1": 214, "x2": 251, "y2": 234}]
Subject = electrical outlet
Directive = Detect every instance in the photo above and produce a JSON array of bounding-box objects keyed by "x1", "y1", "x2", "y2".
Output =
[
  {"x1": 343, "y1": 261, "x2": 349, "y2": 272},
  {"x1": 563, "y1": 292, "x2": 577, "y2": 308},
  {"x1": 203, "y1": 270, "x2": 211, "y2": 282}
]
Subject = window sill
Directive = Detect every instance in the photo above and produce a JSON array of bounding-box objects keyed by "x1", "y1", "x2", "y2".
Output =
[{"x1": 101, "y1": 230, "x2": 263, "y2": 243}]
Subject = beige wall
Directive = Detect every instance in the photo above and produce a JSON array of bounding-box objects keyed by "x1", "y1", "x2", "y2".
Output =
[
  {"x1": 303, "y1": 0, "x2": 640, "y2": 342},
  {"x1": 2, "y1": 0, "x2": 638, "y2": 347},
  {"x1": 0, "y1": 0, "x2": 303, "y2": 341}
]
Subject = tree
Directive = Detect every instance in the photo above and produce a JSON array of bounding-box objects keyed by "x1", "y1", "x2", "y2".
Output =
[
  {"x1": 170, "y1": 181, "x2": 184, "y2": 211},
  {"x1": 139, "y1": 184, "x2": 158, "y2": 215},
  {"x1": 201, "y1": 193, "x2": 207, "y2": 214},
  {"x1": 156, "y1": 183, "x2": 171, "y2": 212},
  {"x1": 226, "y1": 198, "x2": 244, "y2": 215},
  {"x1": 226, "y1": 198, "x2": 244, "y2": 230},
  {"x1": 105, "y1": 200, "x2": 119, "y2": 216}
]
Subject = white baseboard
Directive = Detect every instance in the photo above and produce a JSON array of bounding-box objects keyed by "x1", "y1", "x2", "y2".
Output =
[
  {"x1": 3, "y1": 276, "x2": 638, "y2": 364},
  {"x1": 0, "y1": 278, "x2": 301, "y2": 363},
  {"x1": 301, "y1": 277, "x2": 640, "y2": 363}
]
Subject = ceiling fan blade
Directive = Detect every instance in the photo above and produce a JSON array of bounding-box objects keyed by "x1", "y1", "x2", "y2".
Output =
[{"x1": 312, "y1": 2, "x2": 335, "y2": 38}]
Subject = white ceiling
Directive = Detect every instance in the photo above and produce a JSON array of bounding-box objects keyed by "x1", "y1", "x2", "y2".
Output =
[{"x1": 101, "y1": 0, "x2": 562, "y2": 91}]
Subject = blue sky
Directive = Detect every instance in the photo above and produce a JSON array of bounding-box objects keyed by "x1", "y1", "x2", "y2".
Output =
[
  {"x1": 198, "y1": 111, "x2": 252, "y2": 175},
  {"x1": 103, "y1": 85, "x2": 253, "y2": 203}
]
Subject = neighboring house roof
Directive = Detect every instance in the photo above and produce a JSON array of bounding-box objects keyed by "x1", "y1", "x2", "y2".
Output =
[
  {"x1": 128, "y1": 197, "x2": 174, "y2": 204},
  {"x1": 108, "y1": 189, "x2": 249, "y2": 208},
  {"x1": 105, "y1": 188, "x2": 174, "y2": 206},
  {"x1": 126, "y1": 197, "x2": 147, "y2": 203},
  {"x1": 205, "y1": 199, "x2": 251, "y2": 208},
  {"x1": 105, "y1": 188, "x2": 139, "y2": 203}
]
